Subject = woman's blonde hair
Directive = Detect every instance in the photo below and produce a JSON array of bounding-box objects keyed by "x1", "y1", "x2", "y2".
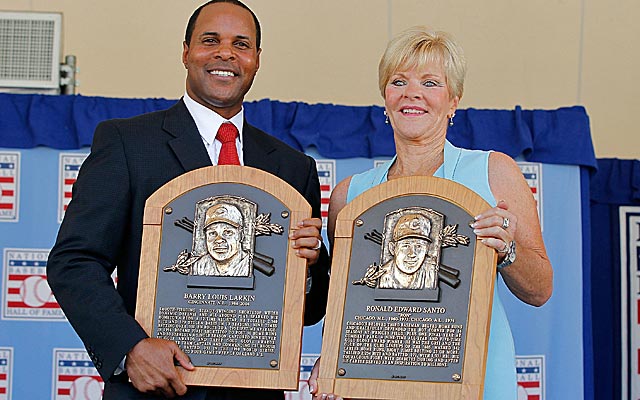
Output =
[{"x1": 378, "y1": 26, "x2": 466, "y2": 100}]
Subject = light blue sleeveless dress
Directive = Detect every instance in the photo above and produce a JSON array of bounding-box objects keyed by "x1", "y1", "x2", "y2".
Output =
[{"x1": 346, "y1": 140, "x2": 517, "y2": 399}]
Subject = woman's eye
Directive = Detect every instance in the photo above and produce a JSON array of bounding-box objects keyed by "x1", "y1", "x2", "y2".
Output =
[
  {"x1": 423, "y1": 80, "x2": 442, "y2": 88},
  {"x1": 391, "y1": 79, "x2": 406, "y2": 87}
]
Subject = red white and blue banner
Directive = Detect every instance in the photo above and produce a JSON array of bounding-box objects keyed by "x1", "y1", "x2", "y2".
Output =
[
  {"x1": 52, "y1": 349, "x2": 104, "y2": 400},
  {"x1": 2, "y1": 248, "x2": 63, "y2": 321},
  {"x1": 315, "y1": 160, "x2": 335, "y2": 228},
  {"x1": 0, "y1": 153, "x2": 19, "y2": 223},
  {"x1": 0, "y1": 347, "x2": 12, "y2": 400},
  {"x1": 517, "y1": 355, "x2": 545, "y2": 400},
  {"x1": 518, "y1": 162, "x2": 543, "y2": 231},
  {"x1": 58, "y1": 153, "x2": 88, "y2": 223}
]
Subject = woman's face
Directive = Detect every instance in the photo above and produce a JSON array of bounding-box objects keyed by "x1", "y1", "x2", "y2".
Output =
[{"x1": 384, "y1": 61, "x2": 458, "y2": 141}]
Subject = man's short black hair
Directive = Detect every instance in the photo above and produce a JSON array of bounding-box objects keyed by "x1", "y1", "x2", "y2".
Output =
[{"x1": 185, "y1": 0, "x2": 261, "y2": 49}]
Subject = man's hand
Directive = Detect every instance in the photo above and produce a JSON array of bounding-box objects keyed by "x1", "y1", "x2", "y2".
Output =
[
  {"x1": 289, "y1": 217, "x2": 324, "y2": 265},
  {"x1": 125, "y1": 338, "x2": 195, "y2": 398}
]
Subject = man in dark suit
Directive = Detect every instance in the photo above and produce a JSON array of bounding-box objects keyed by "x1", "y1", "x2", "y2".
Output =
[{"x1": 46, "y1": 1, "x2": 329, "y2": 398}]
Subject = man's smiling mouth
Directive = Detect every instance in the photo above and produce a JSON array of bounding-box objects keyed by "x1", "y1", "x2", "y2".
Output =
[{"x1": 209, "y1": 70, "x2": 236, "y2": 77}]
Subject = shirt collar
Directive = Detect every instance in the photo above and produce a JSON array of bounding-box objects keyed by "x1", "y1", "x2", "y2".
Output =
[{"x1": 183, "y1": 92, "x2": 244, "y2": 145}]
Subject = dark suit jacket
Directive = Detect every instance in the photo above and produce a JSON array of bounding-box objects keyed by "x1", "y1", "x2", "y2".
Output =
[{"x1": 47, "y1": 100, "x2": 329, "y2": 399}]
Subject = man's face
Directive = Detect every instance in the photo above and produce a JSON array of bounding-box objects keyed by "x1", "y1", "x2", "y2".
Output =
[
  {"x1": 205, "y1": 222, "x2": 241, "y2": 262},
  {"x1": 393, "y1": 238, "x2": 429, "y2": 275},
  {"x1": 182, "y1": 2, "x2": 261, "y2": 119}
]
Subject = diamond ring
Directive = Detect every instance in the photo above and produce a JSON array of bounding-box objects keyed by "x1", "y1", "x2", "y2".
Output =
[{"x1": 501, "y1": 217, "x2": 510, "y2": 230}]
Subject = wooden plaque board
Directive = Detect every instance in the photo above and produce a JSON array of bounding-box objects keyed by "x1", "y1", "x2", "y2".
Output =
[
  {"x1": 136, "y1": 166, "x2": 310, "y2": 390},
  {"x1": 317, "y1": 176, "x2": 497, "y2": 399}
]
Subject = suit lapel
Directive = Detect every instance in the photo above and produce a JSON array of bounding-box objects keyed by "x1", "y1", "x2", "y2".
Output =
[
  {"x1": 243, "y1": 122, "x2": 281, "y2": 175},
  {"x1": 163, "y1": 100, "x2": 212, "y2": 172}
]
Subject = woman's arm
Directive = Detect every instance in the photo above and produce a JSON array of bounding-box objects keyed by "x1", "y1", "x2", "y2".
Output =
[{"x1": 472, "y1": 152, "x2": 553, "y2": 306}]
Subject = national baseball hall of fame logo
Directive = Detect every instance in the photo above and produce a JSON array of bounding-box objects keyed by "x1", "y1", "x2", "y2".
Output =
[
  {"x1": 58, "y1": 153, "x2": 89, "y2": 223},
  {"x1": 1, "y1": 249, "x2": 65, "y2": 321},
  {"x1": 53, "y1": 349, "x2": 103, "y2": 400},
  {"x1": 0, "y1": 152, "x2": 19, "y2": 222},
  {"x1": 0, "y1": 347, "x2": 12, "y2": 400},
  {"x1": 516, "y1": 355, "x2": 545, "y2": 400}
]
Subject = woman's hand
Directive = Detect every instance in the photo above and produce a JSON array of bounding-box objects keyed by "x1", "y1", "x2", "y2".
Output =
[
  {"x1": 471, "y1": 199, "x2": 515, "y2": 264},
  {"x1": 308, "y1": 357, "x2": 344, "y2": 400}
]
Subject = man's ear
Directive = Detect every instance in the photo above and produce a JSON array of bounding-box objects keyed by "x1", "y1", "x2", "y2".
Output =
[
  {"x1": 389, "y1": 241, "x2": 396, "y2": 256},
  {"x1": 255, "y1": 47, "x2": 261, "y2": 71},
  {"x1": 182, "y1": 41, "x2": 189, "y2": 68}
]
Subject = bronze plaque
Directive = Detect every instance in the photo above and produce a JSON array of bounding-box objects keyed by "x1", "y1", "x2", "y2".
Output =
[
  {"x1": 318, "y1": 177, "x2": 496, "y2": 400},
  {"x1": 136, "y1": 166, "x2": 309, "y2": 390}
]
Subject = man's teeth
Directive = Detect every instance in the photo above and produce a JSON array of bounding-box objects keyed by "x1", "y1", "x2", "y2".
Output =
[
  {"x1": 402, "y1": 109, "x2": 424, "y2": 114},
  {"x1": 210, "y1": 70, "x2": 235, "y2": 77}
]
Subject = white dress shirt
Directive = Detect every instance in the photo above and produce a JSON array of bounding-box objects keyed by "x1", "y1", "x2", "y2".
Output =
[{"x1": 183, "y1": 92, "x2": 245, "y2": 165}]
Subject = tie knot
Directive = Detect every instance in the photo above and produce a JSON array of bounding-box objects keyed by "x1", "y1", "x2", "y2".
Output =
[{"x1": 216, "y1": 123, "x2": 238, "y2": 143}]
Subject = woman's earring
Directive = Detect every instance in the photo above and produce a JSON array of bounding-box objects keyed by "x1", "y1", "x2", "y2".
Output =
[
  {"x1": 449, "y1": 112, "x2": 455, "y2": 127},
  {"x1": 384, "y1": 110, "x2": 389, "y2": 124}
]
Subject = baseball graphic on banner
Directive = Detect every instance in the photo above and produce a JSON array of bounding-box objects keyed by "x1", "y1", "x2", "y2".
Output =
[
  {"x1": 20, "y1": 275, "x2": 54, "y2": 308},
  {"x1": 69, "y1": 376, "x2": 102, "y2": 400}
]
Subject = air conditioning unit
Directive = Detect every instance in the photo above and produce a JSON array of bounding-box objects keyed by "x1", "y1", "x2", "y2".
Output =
[{"x1": 0, "y1": 11, "x2": 62, "y2": 94}]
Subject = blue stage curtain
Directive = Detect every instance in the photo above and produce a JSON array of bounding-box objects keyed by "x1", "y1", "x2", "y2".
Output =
[
  {"x1": 589, "y1": 158, "x2": 640, "y2": 400},
  {"x1": 0, "y1": 93, "x2": 596, "y2": 170}
]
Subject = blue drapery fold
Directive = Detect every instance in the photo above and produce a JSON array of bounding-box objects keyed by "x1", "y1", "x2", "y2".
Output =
[
  {"x1": 589, "y1": 158, "x2": 640, "y2": 400},
  {"x1": 591, "y1": 158, "x2": 640, "y2": 203},
  {"x1": 0, "y1": 93, "x2": 596, "y2": 170}
]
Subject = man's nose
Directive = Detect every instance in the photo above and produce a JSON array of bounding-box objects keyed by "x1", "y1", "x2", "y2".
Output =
[{"x1": 215, "y1": 42, "x2": 235, "y2": 60}]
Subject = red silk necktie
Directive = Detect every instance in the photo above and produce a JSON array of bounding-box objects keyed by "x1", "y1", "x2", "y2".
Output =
[{"x1": 216, "y1": 122, "x2": 240, "y2": 165}]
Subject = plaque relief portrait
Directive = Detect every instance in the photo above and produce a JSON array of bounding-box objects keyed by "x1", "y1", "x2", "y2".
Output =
[
  {"x1": 353, "y1": 206, "x2": 470, "y2": 301},
  {"x1": 163, "y1": 194, "x2": 284, "y2": 287},
  {"x1": 192, "y1": 201, "x2": 254, "y2": 277},
  {"x1": 378, "y1": 213, "x2": 437, "y2": 290}
]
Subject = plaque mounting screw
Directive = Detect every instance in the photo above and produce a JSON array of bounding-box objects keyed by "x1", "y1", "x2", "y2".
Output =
[
  {"x1": 281, "y1": 211, "x2": 289, "y2": 219},
  {"x1": 270, "y1": 360, "x2": 278, "y2": 368},
  {"x1": 452, "y1": 373, "x2": 461, "y2": 381},
  {"x1": 355, "y1": 219, "x2": 363, "y2": 227},
  {"x1": 165, "y1": 207, "x2": 173, "y2": 215},
  {"x1": 337, "y1": 368, "x2": 346, "y2": 376}
]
